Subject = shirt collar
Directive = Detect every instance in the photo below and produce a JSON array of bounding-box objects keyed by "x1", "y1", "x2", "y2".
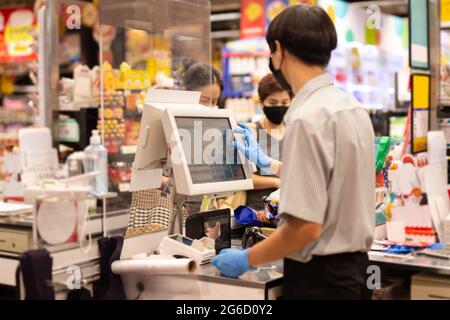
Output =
[{"x1": 286, "y1": 73, "x2": 334, "y2": 119}]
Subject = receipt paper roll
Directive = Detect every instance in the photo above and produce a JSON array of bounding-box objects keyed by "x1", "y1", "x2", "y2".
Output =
[{"x1": 111, "y1": 259, "x2": 197, "y2": 275}]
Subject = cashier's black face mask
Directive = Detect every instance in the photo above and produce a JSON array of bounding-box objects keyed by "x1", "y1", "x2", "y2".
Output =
[
  {"x1": 269, "y1": 57, "x2": 293, "y2": 94},
  {"x1": 263, "y1": 106, "x2": 288, "y2": 125}
]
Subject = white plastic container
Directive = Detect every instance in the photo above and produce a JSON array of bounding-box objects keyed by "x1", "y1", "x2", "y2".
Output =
[{"x1": 84, "y1": 130, "x2": 108, "y2": 195}]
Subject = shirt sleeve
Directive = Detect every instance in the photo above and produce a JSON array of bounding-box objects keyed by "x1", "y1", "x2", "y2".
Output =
[{"x1": 279, "y1": 119, "x2": 335, "y2": 225}]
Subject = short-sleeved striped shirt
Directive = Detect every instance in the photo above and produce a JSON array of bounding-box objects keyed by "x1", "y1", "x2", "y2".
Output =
[{"x1": 279, "y1": 73, "x2": 375, "y2": 263}]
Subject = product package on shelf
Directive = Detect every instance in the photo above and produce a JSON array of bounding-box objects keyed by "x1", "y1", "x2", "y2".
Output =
[
  {"x1": 98, "y1": 92, "x2": 126, "y2": 154},
  {"x1": 97, "y1": 88, "x2": 144, "y2": 197},
  {"x1": 222, "y1": 38, "x2": 270, "y2": 99},
  {"x1": 0, "y1": 95, "x2": 36, "y2": 184}
]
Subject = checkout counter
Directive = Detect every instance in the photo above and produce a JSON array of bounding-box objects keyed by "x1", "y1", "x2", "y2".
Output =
[
  {"x1": 2, "y1": 226, "x2": 450, "y2": 300},
  {"x1": 369, "y1": 252, "x2": 450, "y2": 300},
  {"x1": 1, "y1": 98, "x2": 449, "y2": 300},
  {"x1": 119, "y1": 240, "x2": 283, "y2": 300},
  {"x1": 4, "y1": 0, "x2": 450, "y2": 301},
  {"x1": 0, "y1": 230, "x2": 283, "y2": 300},
  {"x1": 2, "y1": 227, "x2": 450, "y2": 300},
  {"x1": 369, "y1": 252, "x2": 450, "y2": 276},
  {"x1": 1, "y1": 96, "x2": 450, "y2": 300}
]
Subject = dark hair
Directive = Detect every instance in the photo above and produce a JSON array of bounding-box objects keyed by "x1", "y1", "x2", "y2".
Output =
[
  {"x1": 182, "y1": 62, "x2": 223, "y2": 91},
  {"x1": 258, "y1": 73, "x2": 293, "y2": 101},
  {"x1": 266, "y1": 5, "x2": 337, "y2": 67}
]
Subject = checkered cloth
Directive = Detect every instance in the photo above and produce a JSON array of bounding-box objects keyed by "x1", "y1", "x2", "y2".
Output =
[
  {"x1": 126, "y1": 189, "x2": 202, "y2": 237},
  {"x1": 126, "y1": 189, "x2": 170, "y2": 234}
]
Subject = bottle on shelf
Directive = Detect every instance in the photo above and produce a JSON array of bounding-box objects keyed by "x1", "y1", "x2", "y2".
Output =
[{"x1": 84, "y1": 130, "x2": 108, "y2": 195}]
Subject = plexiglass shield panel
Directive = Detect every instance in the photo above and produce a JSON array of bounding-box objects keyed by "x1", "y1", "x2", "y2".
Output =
[{"x1": 98, "y1": 0, "x2": 212, "y2": 237}]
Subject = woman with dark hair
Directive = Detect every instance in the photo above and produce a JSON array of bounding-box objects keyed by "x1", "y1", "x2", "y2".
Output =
[
  {"x1": 246, "y1": 73, "x2": 292, "y2": 210},
  {"x1": 212, "y1": 5, "x2": 375, "y2": 300},
  {"x1": 182, "y1": 62, "x2": 223, "y2": 107},
  {"x1": 126, "y1": 63, "x2": 225, "y2": 236}
]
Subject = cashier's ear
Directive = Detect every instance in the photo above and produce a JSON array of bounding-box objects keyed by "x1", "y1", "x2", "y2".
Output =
[{"x1": 271, "y1": 40, "x2": 284, "y2": 71}]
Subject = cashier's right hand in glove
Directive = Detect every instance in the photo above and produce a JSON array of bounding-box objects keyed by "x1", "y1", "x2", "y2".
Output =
[
  {"x1": 211, "y1": 248, "x2": 252, "y2": 278},
  {"x1": 233, "y1": 123, "x2": 273, "y2": 174}
]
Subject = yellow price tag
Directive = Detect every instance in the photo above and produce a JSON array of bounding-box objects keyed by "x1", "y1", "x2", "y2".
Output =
[
  {"x1": 442, "y1": 0, "x2": 450, "y2": 24},
  {"x1": 412, "y1": 74, "x2": 430, "y2": 110}
]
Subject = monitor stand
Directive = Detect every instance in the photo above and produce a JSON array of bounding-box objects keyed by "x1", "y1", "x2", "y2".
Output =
[{"x1": 163, "y1": 162, "x2": 234, "y2": 235}]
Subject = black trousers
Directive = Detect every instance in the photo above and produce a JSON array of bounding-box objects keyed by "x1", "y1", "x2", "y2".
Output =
[{"x1": 283, "y1": 252, "x2": 372, "y2": 300}]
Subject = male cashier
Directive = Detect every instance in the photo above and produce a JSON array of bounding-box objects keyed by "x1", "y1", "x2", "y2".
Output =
[{"x1": 212, "y1": 5, "x2": 375, "y2": 300}]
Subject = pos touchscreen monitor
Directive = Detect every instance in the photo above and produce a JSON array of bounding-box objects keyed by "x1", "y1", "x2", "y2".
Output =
[{"x1": 161, "y1": 108, "x2": 254, "y2": 196}]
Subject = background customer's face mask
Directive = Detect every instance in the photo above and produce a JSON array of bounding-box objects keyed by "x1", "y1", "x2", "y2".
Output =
[
  {"x1": 263, "y1": 106, "x2": 288, "y2": 125},
  {"x1": 269, "y1": 57, "x2": 293, "y2": 93}
]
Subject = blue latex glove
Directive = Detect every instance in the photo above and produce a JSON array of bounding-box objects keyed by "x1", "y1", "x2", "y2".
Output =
[
  {"x1": 427, "y1": 243, "x2": 444, "y2": 250},
  {"x1": 211, "y1": 248, "x2": 252, "y2": 278},
  {"x1": 383, "y1": 245, "x2": 415, "y2": 255},
  {"x1": 233, "y1": 123, "x2": 273, "y2": 173}
]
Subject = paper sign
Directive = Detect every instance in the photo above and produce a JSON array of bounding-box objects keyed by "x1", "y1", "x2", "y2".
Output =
[
  {"x1": 409, "y1": 0, "x2": 429, "y2": 69},
  {"x1": 36, "y1": 199, "x2": 78, "y2": 245},
  {"x1": 266, "y1": 0, "x2": 288, "y2": 27},
  {"x1": 442, "y1": 0, "x2": 450, "y2": 26},
  {"x1": 130, "y1": 168, "x2": 163, "y2": 192},
  {"x1": 21, "y1": 149, "x2": 59, "y2": 188},
  {"x1": 412, "y1": 74, "x2": 430, "y2": 109},
  {"x1": 240, "y1": 0, "x2": 266, "y2": 39},
  {"x1": 0, "y1": 5, "x2": 37, "y2": 63},
  {"x1": 391, "y1": 204, "x2": 432, "y2": 228},
  {"x1": 411, "y1": 74, "x2": 430, "y2": 153},
  {"x1": 386, "y1": 221, "x2": 406, "y2": 242}
]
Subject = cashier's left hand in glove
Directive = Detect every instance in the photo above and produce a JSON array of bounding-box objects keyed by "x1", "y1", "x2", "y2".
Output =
[
  {"x1": 211, "y1": 248, "x2": 253, "y2": 278},
  {"x1": 233, "y1": 123, "x2": 273, "y2": 174}
]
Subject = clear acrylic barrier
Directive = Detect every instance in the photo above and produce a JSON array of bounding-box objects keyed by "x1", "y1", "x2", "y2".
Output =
[
  {"x1": 29, "y1": 0, "x2": 99, "y2": 252},
  {"x1": 98, "y1": 0, "x2": 213, "y2": 237}
]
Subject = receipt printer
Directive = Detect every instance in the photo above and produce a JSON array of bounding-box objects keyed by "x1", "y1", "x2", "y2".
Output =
[{"x1": 158, "y1": 234, "x2": 216, "y2": 265}]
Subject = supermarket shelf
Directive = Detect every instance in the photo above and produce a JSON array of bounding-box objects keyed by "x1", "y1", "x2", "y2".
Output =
[
  {"x1": 59, "y1": 102, "x2": 100, "y2": 112},
  {"x1": 0, "y1": 60, "x2": 35, "y2": 66},
  {"x1": 0, "y1": 108, "x2": 34, "y2": 113},
  {"x1": 439, "y1": 105, "x2": 450, "y2": 118},
  {"x1": 13, "y1": 85, "x2": 37, "y2": 94},
  {"x1": 211, "y1": 30, "x2": 240, "y2": 39},
  {"x1": 121, "y1": 145, "x2": 137, "y2": 155},
  {"x1": 210, "y1": 12, "x2": 240, "y2": 22},
  {"x1": 108, "y1": 152, "x2": 135, "y2": 163},
  {"x1": 223, "y1": 91, "x2": 254, "y2": 99},
  {"x1": 0, "y1": 109, "x2": 35, "y2": 124},
  {"x1": 0, "y1": 133, "x2": 19, "y2": 140},
  {"x1": 0, "y1": 71, "x2": 30, "y2": 77},
  {"x1": 123, "y1": 110, "x2": 142, "y2": 119},
  {"x1": 222, "y1": 51, "x2": 270, "y2": 58},
  {"x1": 211, "y1": 0, "x2": 240, "y2": 13},
  {"x1": 0, "y1": 61, "x2": 33, "y2": 76}
]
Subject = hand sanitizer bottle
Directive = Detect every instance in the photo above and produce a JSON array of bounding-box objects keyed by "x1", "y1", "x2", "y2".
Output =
[{"x1": 84, "y1": 130, "x2": 108, "y2": 195}]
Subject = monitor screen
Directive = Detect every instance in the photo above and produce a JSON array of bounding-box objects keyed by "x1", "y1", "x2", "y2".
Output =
[
  {"x1": 174, "y1": 117, "x2": 246, "y2": 184},
  {"x1": 170, "y1": 234, "x2": 194, "y2": 246}
]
